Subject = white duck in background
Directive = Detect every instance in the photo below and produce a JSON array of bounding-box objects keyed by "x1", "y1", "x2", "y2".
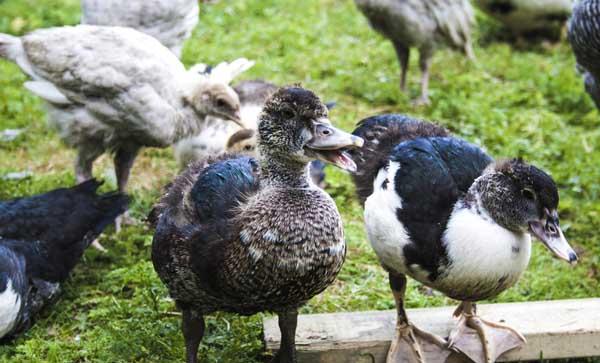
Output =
[
  {"x1": 81, "y1": 0, "x2": 199, "y2": 58},
  {"x1": 174, "y1": 58, "x2": 258, "y2": 169},
  {"x1": 476, "y1": 0, "x2": 572, "y2": 39},
  {"x1": 0, "y1": 25, "x2": 242, "y2": 193}
]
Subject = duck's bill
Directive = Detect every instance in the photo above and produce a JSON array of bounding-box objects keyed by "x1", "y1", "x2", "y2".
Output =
[
  {"x1": 312, "y1": 149, "x2": 358, "y2": 172},
  {"x1": 305, "y1": 122, "x2": 364, "y2": 172},
  {"x1": 529, "y1": 220, "x2": 578, "y2": 265},
  {"x1": 225, "y1": 110, "x2": 243, "y2": 127}
]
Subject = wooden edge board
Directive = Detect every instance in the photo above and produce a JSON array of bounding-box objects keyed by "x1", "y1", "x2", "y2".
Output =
[{"x1": 263, "y1": 298, "x2": 600, "y2": 363}]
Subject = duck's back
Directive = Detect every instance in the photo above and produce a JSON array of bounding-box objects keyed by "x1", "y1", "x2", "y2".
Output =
[
  {"x1": 355, "y1": 0, "x2": 473, "y2": 49},
  {"x1": 151, "y1": 156, "x2": 345, "y2": 314},
  {"x1": 17, "y1": 26, "x2": 187, "y2": 146},
  {"x1": 353, "y1": 115, "x2": 492, "y2": 281},
  {"x1": 81, "y1": 0, "x2": 199, "y2": 55},
  {"x1": 0, "y1": 179, "x2": 129, "y2": 282}
]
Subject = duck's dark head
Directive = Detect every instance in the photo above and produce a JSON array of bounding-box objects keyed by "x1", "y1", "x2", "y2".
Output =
[
  {"x1": 258, "y1": 86, "x2": 363, "y2": 172},
  {"x1": 478, "y1": 159, "x2": 577, "y2": 264}
]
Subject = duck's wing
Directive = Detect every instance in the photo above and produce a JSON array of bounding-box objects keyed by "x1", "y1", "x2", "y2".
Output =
[
  {"x1": 0, "y1": 180, "x2": 129, "y2": 282},
  {"x1": 151, "y1": 155, "x2": 260, "y2": 297},
  {"x1": 388, "y1": 136, "x2": 492, "y2": 276},
  {"x1": 17, "y1": 26, "x2": 185, "y2": 134},
  {"x1": 351, "y1": 114, "x2": 449, "y2": 204},
  {"x1": 82, "y1": 0, "x2": 198, "y2": 55},
  {"x1": 427, "y1": 0, "x2": 474, "y2": 50}
]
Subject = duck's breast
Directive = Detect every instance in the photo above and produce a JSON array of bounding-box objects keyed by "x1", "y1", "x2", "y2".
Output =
[
  {"x1": 223, "y1": 187, "x2": 345, "y2": 312},
  {"x1": 436, "y1": 207, "x2": 532, "y2": 301},
  {"x1": 364, "y1": 162, "x2": 412, "y2": 275},
  {"x1": 0, "y1": 279, "x2": 22, "y2": 338}
]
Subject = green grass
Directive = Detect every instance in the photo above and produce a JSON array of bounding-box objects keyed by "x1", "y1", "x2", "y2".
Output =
[{"x1": 0, "y1": 0, "x2": 599, "y2": 362}]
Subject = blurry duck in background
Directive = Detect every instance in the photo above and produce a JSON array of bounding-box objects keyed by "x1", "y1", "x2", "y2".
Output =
[
  {"x1": 0, "y1": 25, "x2": 242, "y2": 195},
  {"x1": 81, "y1": 0, "x2": 199, "y2": 58},
  {"x1": 150, "y1": 86, "x2": 363, "y2": 363},
  {"x1": 0, "y1": 180, "x2": 128, "y2": 341},
  {"x1": 354, "y1": 0, "x2": 475, "y2": 105},
  {"x1": 568, "y1": 0, "x2": 600, "y2": 109},
  {"x1": 477, "y1": 0, "x2": 572, "y2": 41},
  {"x1": 173, "y1": 60, "x2": 260, "y2": 170},
  {"x1": 350, "y1": 114, "x2": 577, "y2": 363}
]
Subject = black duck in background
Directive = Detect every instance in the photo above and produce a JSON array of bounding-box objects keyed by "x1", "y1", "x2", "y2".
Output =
[
  {"x1": 150, "y1": 86, "x2": 363, "y2": 363},
  {"x1": 349, "y1": 114, "x2": 577, "y2": 363},
  {"x1": 0, "y1": 179, "x2": 128, "y2": 341},
  {"x1": 568, "y1": 0, "x2": 600, "y2": 109}
]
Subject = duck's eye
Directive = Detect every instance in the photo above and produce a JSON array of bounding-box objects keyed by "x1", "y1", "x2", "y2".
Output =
[
  {"x1": 244, "y1": 145, "x2": 253, "y2": 151},
  {"x1": 281, "y1": 107, "x2": 295, "y2": 119},
  {"x1": 216, "y1": 98, "x2": 227, "y2": 108},
  {"x1": 522, "y1": 189, "x2": 535, "y2": 201}
]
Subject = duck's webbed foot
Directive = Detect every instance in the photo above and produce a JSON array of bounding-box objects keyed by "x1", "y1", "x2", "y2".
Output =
[
  {"x1": 387, "y1": 272, "x2": 450, "y2": 363},
  {"x1": 114, "y1": 210, "x2": 137, "y2": 233},
  {"x1": 388, "y1": 321, "x2": 449, "y2": 363},
  {"x1": 448, "y1": 301, "x2": 526, "y2": 363}
]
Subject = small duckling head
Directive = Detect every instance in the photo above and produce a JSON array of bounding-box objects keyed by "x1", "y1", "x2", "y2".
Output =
[
  {"x1": 479, "y1": 158, "x2": 577, "y2": 264},
  {"x1": 185, "y1": 80, "x2": 242, "y2": 127},
  {"x1": 226, "y1": 128, "x2": 257, "y2": 155},
  {"x1": 258, "y1": 86, "x2": 363, "y2": 174}
]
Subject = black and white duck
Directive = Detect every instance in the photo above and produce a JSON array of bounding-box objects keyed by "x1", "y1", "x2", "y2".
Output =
[
  {"x1": 150, "y1": 86, "x2": 364, "y2": 363},
  {"x1": 0, "y1": 180, "x2": 128, "y2": 340},
  {"x1": 350, "y1": 114, "x2": 577, "y2": 363}
]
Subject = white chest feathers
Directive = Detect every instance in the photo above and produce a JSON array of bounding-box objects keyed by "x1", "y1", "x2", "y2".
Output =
[
  {"x1": 364, "y1": 162, "x2": 412, "y2": 275},
  {"x1": 438, "y1": 206, "x2": 532, "y2": 299},
  {"x1": 0, "y1": 279, "x2": 22, "y2": 338}
]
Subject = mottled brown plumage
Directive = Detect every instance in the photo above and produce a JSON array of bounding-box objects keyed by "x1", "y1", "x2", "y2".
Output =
[{"x1": 151, "y1": 86, "x2": 362, "y2": 363}]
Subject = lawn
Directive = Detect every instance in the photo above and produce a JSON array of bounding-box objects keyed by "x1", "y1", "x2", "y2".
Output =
[{"x1": 0, "y1": 0, "x2": 599, "y2": 362}]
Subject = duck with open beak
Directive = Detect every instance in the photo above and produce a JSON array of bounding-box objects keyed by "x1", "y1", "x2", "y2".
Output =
[{"x1": 304, "y1": 118, "x2": 365, "y2": 173}]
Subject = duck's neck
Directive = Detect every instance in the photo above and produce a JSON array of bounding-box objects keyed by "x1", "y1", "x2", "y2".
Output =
[
  {"x1": 463, "y1": 174, "x2": 520, "y2": 232},
  {"x1": 260, "y1": 155, "x2": 310, "y2": 189},
  {"x1": 171, "y1": 107, "x2": 208, "y2": 144}
]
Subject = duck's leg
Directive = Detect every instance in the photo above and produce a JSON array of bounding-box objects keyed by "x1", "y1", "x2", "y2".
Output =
[
  {"x1": 392, "y1": 41, "x2": 410, "y2": 92},
  {"x1": 75, "y1": 146, "x2": 102, "y2": 183},
  {"x1": 181, "y1": 308, "x2": 205, "y2": 363},
  {"x1": 272, "y1": 310, "x2": 298, "y2": 363},
  {"x1": 113, "y1": 145, "x2": 141, "y2": 232},
  {"x1": 387, "y1": 272, "x2": 449, "y2": 363},
  {"x1": 76, "y1": 146, "x2": 107, "y2": 251},
  {"x1": 414, "y1": 48, "x2": 432, "y2": 106},
  {"x1": 114, "y1": 145, "x2": 140, "y2": 193},
  {"x1": 448, "y1": 301, "x2": 526, "y2": 363}
]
